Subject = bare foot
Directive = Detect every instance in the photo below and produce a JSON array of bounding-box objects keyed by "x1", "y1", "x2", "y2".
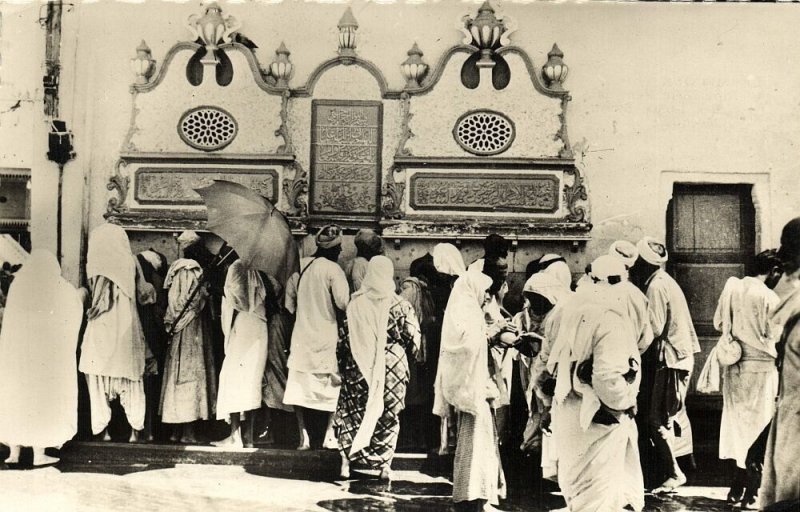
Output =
[
  {"x1": 129, "y1": 430, "x2": 140, "y2": 443},
  {"x1": 652, "y1": 472, "x2": 687, "y2": 494},
  {"x1": 33, "y1": 454, "x2": 60, "y2": 467},
  {"x1": 102, "y1": 430, "x2": 111, "y2": 442},
  {"x1": 211, "y1": 432, "x2": 243, "y2": 449},
  {"x1": 297, "y1": 429, "x2": 311, "y2": 451},
  {"x1": 4, "y1": 445, "x2": 20, "y2": 464},
  {"x1": 179, "y1": 435, "x2": 199, "y2": 445},
  {"x1": 379, "y1": 467, "x2": 393, "y2": 481}
]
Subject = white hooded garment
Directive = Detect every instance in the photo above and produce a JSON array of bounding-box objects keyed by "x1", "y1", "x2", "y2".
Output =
[{"x1": 0, "y1": 250, "x2": 83, "y2": 447}]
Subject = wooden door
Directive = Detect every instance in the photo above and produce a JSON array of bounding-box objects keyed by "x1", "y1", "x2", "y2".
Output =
[{"x1": 666, "y1": 183, "x2": 756, "y2": 396}]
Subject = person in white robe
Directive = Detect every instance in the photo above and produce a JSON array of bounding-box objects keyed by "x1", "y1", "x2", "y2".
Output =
[
  {"x1": 759, "y1": 218, "x2": 800, "y2": 511},
  {"x1": 609, "y1": 240, "x2": 654, "y2": 353},
  {"x1": 549, "y1": 255, "x2": 644, "y2": 512},
  {"x1": 517, "y1": 271, "x2": 572, "y2": 477},
  {"x1": 630, "y1": 236, "x2": 701, "y2": 492},
  {"x1": 0, "y1": 250, "x2": 83, "y2": 466},
  {"x1": 284, "y1": 225, "x2": 350, "y2": 449},
  {"x1": 712, "y1": 249, "x2": 782, "y2": 508},
  {"x1": 213, "y1": 259, "x2": 269, "y2": 448},
  {"x1": 431, "y1": 242, "x2": 467, "y2": 455},
  {"x1": 434, "y1": 269, "x2": 509, "y2": 511},
  {"x1": 79, "y1": 223, "x2": 148, "y2": 442}
]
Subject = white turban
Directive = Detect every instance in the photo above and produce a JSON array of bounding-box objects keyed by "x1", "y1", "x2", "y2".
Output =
[
  {"x1": 636, "y1": 237, "x2": 668, "y2": 265},
  {"x1": 608, "y1": 240, "x2": 638, "y2": 269},
  {"x1": 590, "y1": 255, "x2": 627, "y2": 283}
]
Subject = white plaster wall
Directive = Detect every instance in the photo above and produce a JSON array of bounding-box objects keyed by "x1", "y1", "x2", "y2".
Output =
[
  {"x1": 406, "y1": 52, "x2": 563, "y2": 158},
  {"x1": 128, "y1": 49, "x2": 284, "y2": 154},
  {"x1": 43, "y1": 0, "x2": 800, "y2": 282}
]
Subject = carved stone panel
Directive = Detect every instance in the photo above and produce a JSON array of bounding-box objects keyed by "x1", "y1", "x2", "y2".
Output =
[
  {"x1": 409, "y1": 172, "x2": 559, "y2": 213},
  {"x1": 310, "y1": 100, "x2": 382, "y2": 217},
  {"x1": 135, "y1": 168, "x2": 278, "y2": 205}
]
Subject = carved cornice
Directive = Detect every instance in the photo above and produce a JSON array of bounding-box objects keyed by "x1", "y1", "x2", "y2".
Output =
[
  {"x1": 282, "y1": 161, "x2": 308, "y2": 217},
  {"x1": 118, "y1": 152, "x2": 295, "y2": 163},
  {"x1": 381, "y1": 165, "x2": 405, "y2": 220},
  {"x1": 105, "y1": 208, "x2": 307, "y2": 234},
  {"x1": 131, "y1": 42, "x2": 286, "y2": 96},
  {"x1": 0, "y1": 168, "x2": 31, "y2": 179},
  {"x1": 291, "y1": 55, "x2": 402, "y2": 100},
  {"x1": 564, "y1": 166, "x2": 588, "y2": 223},
  {"x1": 380, "y1": 217, "x2": 591, "y2": 241},
  {"x1": 393, "y1": 156, "x2": 575, "y2": 168}
]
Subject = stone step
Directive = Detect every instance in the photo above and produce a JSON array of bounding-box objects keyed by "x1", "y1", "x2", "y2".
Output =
[{"x1": 45, "y1": 442, "x2": 453, "y2": 479}]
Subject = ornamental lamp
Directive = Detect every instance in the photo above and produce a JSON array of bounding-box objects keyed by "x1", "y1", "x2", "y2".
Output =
[
  {"x1": 400, "y1": 43, "x2": 428, "y2": 89},
  {"x1": 130, "y1": 40, "x2": 156, "y2": 85},
  {"x1": 270, "y1": 42, "x2": 293, "y2": 87},
  {"x1": 337, "y1": 7, "x2": 359, "y2": 57},
  {"x1": 542, "y1": 44, "x2": 569, "y2": 91},
  {"x1": 195, "y1": 2, "x2": 227, "y2": 52},
  {"x1": 467, "y1": 1, "x2": 505, "y2": 68}
]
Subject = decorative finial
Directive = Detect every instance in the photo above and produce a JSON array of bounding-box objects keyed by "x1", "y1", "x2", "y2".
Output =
[
  {"x1": 270, "y1": 42, "x2": 293, "y2": 88},
  {"x1": 463, "y1": 1, "x2": 508, "y2": 69},
  {"x1": 542, "y1": 43, "x2": 569, "y2": 91},
  {"x1": 400, "y1": 42, "x2": 428, "y2": 89},
  {"x1": 187, "y1": 2, "x2": 242, "y2": 65},
  {"x1": 130, "y1": 40, "x2": 156, "y2": 85},
  {"x1": 337, "y1": 7, "x2": 359, "y2": 57}
]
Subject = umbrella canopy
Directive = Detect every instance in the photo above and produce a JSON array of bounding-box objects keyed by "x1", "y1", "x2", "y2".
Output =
[{"x1": 195, "y1": 180, "x2": 299, "y2": 286}]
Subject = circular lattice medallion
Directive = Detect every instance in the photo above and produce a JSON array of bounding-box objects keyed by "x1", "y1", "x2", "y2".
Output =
[
  {"x1": 453, "y1": 110, "x2": 515, "y2": 156},
  {"x1": 178, "y1": 106, "x2": 238, "y2": 151}
]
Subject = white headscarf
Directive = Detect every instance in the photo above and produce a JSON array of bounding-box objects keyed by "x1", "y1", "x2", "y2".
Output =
[
  {"x1": 539, "y1": 254, "x2": 573, "y2": 290},
  {"x1": 433, "y1": 243, "x2": 466, "y2": 277},
  {"x1": 346, "y1": 255, "x2": 398, "y2": 454},
  {"x1": 86, "y1": 223, "x2": 136, "y2": 299},
  {"x1": 224, "y1": 260, "x2": 267, "y2": 320},
  {"x1": 434, "y1": 270, "x2": 495, "y2": 416},
  {"x1": 523, "y1": 271, "x2": 571, "y2": 307}
]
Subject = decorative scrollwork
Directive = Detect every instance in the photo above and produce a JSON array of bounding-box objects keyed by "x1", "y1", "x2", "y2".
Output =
[
  {"x1": 106, "y1": 159, "x2": 131, "y2": 214},
  {"x1": 282, "y1": 161, "x2": 308, "y2": 217},
  {"x1": 396, "y1": 92, "x2": 414, "y2": 157},
  {"x1": 557, "y1": 95, "x2": 574, "y2": 159},
  {"x1": 563, "y1": 166, "x2": 587, "y2": 223},
  {"x1": 381, "y1": 166, "x2": 405, "y2": 220},
  {"x1": 275, "y1": 90, "x2": 294, "y2": 155}
]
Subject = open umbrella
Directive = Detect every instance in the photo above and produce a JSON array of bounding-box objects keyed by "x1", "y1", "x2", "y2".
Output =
[{"x1": 195, "y1": 180, "x2": 299, "y2": 286}]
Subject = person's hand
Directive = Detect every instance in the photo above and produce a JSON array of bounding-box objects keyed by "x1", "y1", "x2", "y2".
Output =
[
  {"x1": 144, "y1": 357, "x2": 159, "y2": 376},
  {"x1": 86, "y1": 305, "x2": 104, "y2": 321},
  {"x1": 540, "y1": 410, "x2": 552, "y2": 436}
]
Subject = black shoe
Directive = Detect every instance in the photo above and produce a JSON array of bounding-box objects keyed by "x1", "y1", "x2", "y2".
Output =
[{"x1": 741, "y1": 492, "x2": 757, "y2": 510}]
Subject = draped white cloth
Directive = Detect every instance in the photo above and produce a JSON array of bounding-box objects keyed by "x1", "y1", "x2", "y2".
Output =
[
  {"x1": 86, "y1": 223, "x2": 136, "y2": 300},
  {"x1": 433, "y1": 271, "x2": 495, "y2": 417},
  {"x1": 217, "y1": 261, "x2": 269, "y2": 418},
  {"x1": 346, "y1": 256, "x2": 398, "y2": 455},
  {"x1": 79, "y1": 224, "x2": 146, "y2": 382},
  {"x1": 548, "y1": 281, "x2": 644, "y2": 511},
  {"x1": 538, "y1": 254, "x2": 573, "y2": 291},
  {"x1": 713, "y1": 276, "x2": 780, "y2": 469},
  {"x1": 0, "y1": 250, "x2": 83, "y2": 448},
  {"x1": 432, "y1": 243, "x2": 466, "y2": 276}
]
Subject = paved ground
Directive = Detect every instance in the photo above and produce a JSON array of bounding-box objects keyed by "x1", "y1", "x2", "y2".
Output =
[{"x1": 0, "y1": 462, "x2": 735, "y2": 512}]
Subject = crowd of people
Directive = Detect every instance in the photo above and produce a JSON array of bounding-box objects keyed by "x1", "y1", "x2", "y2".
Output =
[{"x1": 0, "y1": 217, "x2": 799, "y2": 512}]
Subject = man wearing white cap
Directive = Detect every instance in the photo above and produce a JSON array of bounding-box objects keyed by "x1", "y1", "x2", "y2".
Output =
[
  {"x1": 630, "y1": 237, "x2": 701, "y2": 493},
  {"x1": 608, "y1": 241, "x2": 653, "y2": 353},
  {"x1": 284, "y1": 225, "x2": 351, "y2": 450},
  {"x1": 549, "y1": 255, "x2": 644, "y2": 511}
]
